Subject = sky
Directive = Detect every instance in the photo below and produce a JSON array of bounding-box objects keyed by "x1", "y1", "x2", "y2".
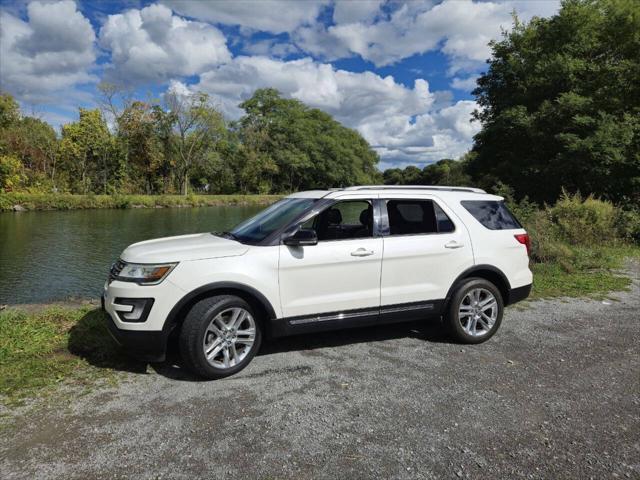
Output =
[{"x1": 0, "y1": 0, "x2": 560, "y2": 170}]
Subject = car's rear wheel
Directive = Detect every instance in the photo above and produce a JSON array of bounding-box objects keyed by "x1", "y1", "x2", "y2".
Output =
[
  {"x1": 445, "y1": 277, "x2": 503, "y2": 344},
  {"x1": 179, "y1": 295, "x2": 262, "y2": 379}
]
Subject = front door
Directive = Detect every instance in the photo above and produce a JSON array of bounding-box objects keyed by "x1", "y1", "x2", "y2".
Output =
[{"x1": 278, "y1": 198, "x2": 382, "y2": 323}]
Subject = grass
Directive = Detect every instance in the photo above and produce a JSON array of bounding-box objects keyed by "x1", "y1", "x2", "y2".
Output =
[
  {"x1": 0, "y1": 193, "x2": 282, "y2": 212},
  {"x1": 528, "y1": 245, "x2": 639, "y2": 300},
  {"x1": 0, "y1": 306, "x2": 132, "y2": 406}
]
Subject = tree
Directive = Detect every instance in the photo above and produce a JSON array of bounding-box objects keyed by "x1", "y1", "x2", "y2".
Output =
[
  {"x1": 238, "y1": 89, "x2": 379, "y2": 192},
  {"x1": 469, "y1": 0, "x2": 640, "y2": 204},
  {"x1": 421, "y1": 157, "x2": 472, "y2": 186},
  {"x1": 0, "y1": 93, "x2": 20, "y2": 130},
  {"x1": 163, "y1": 91, "x2": 226, "y2": 195},
  {"x1": 119, "y1": 101, "x2": 163, "y2": 193},
  {"x1": 60, "y1": 109, "x2": 114, "y2": 194}
]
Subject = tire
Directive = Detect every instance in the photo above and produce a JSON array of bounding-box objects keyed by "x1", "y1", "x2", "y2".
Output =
[
  {"x1": 445, "y1": 277, "x2": 504, "y2": 344},
  {"x1": 179, "y1": 295, "x2": 262, "y2": 379}
]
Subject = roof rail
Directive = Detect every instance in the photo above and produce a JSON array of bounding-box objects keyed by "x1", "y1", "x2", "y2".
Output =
[{"x1": 343, "y1": 185, "x2": 486, "y2": 194}]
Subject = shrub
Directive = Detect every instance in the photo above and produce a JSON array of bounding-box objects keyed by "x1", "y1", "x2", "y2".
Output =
[
  {"x1": 615, "y1": 208, "x2": 640, "y2": 243},
  {"x1": 549, "y1": 191, "x2": 617, "y2": 246}
]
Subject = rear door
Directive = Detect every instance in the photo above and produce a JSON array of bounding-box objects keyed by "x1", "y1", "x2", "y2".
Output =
[{"x1": 379, "y1": 195, "x2": 474, "y2": 320}]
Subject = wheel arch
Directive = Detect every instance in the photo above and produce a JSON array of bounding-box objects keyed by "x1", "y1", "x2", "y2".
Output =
[
  {"x1": 163, "y1": 282, "x2": 277, "y2": 338},
  {"x1": 445, "y1": 265, "x2": 512, "y2": 307}
]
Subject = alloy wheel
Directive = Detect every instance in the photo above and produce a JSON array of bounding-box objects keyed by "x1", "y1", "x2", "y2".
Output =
[
  {"x1": 202, "y1": 307, "x2": 256, "y2": 369},
  {"x1": 458, "y1": 288, "x2": 498, "y2": 337}
]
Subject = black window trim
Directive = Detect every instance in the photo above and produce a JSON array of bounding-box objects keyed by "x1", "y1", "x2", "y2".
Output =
[
  {"x1": 283, "y1": 198, "x2": 381, "y2": 244},
  {"x1": 379, "y1": 197, "x2": 457, "y2": 238}
]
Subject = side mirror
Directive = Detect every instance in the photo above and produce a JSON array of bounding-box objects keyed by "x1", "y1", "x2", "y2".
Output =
[{"x1": 283, "y1": 228, "x2": 318, "y2": 246}]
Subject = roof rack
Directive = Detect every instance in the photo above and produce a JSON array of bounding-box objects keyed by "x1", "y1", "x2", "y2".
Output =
[{"x1": 342, "y1": 185, "x2": 486, "y2": 194}]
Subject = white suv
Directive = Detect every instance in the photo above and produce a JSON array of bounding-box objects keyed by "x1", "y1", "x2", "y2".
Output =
[{"x1": 103, "y1": 186, "x2": 532, "y2": 378}]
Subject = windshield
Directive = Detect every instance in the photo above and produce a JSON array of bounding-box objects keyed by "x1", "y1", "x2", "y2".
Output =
[{"x1": 228, "y1": 198, "x2": 317, "y2": 243}]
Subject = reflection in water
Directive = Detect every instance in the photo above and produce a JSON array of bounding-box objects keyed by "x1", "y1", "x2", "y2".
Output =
[{"x1": 0, "y1": 205, "x2": 263, "y2": 304}]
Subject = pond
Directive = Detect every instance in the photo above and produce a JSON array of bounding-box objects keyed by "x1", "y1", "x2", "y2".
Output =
[{"x1": 0, "y1": 206, "x2": 264, "y2": 305}]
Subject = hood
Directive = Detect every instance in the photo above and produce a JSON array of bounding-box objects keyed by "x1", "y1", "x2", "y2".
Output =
[{"x1": 120, "y1": 233, "x2": 249, "y2": 263}]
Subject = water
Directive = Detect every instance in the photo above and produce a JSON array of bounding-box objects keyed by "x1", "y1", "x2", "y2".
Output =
[{"x1": 0, "y1": 206, "x2": 263, "y2": 305}]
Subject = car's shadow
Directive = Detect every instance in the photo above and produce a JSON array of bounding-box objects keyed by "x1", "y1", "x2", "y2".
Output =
[{"x1": 68, "y1": 308, "x2": 451, "y2": 382}]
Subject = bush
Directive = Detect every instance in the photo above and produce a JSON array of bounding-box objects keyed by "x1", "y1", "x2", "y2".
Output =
[
  {"x1": 549, "y1": 191, "x2": 617, "y2": 246},
  {"x1": 615, "y1": 208, "x2": 640, "y2": 243}
]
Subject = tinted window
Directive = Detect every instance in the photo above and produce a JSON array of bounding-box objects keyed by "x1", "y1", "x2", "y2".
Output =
[
  {"x1": 461, "y1": 200, "x2": 522, "y2": 230},
  {"x1": 230, "y1": 198, "x2": 316, "y2": 243},
  {"x1": 303, "y1": 200, "x2": 373, "y2": 241},
  {"x1": 434, "y1": 202, "x2": 455, "y2": 233},
  {"x1": 387, "y1": 200, "x2": 454, "y2": 235}
]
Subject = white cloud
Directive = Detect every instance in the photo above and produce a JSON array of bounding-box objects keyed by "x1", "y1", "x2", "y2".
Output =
[
  {"x1": 163, "y1": 0, "x2": 330, "y2": 34},
  {"x1": 185, "y1": 56, "x2": 479, "y2": 164},
  {"x1": 242, "y1": 39, "x2": 299, "y2": 58},
  {"x1": 451, "y1": 75, "x2": 479, "y2": 91},
  {"x1": 333, "y1": 0, "x2": 385, "y2": 25},
  {"x1": 0, "y1": 0, "x2": 96, "y2": 103},
  {"x1": 293, "y1": 0, "x2": 559, "y2": 73},
  {"x1": 99, "y1": 4, "x2": 231, "y2": 84}
]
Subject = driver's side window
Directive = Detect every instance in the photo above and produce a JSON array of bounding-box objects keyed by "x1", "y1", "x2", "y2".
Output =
[{"x1": 302, "y1": 200, "x2": 374, "y2": 241}]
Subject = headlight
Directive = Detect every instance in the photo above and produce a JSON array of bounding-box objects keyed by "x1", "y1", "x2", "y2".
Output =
[{"x1": 112, "y1": 261, "x2": 177, "y2": 285}]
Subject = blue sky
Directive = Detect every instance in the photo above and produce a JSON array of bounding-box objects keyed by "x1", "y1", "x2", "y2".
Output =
[{"x1": 0, "y1": 0, "x2": 560, "y2": 168}]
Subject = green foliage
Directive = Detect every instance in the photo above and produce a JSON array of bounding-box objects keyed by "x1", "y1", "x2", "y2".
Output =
[
  {"x1": 549, "y1": 191, "x2": 617, "y2": 245},
  {"x1": 615, "y1": 208, "x2": 640, "y2": 242},
  {"x1": 0, "y1": 92, "x2": 20, "y2": 130},
  {"x1": 0, "y1": 154, "x2": 25, "y2": 192},
  {"x1": 0, "y1": 88, "x2": 379, "y2": 196},
  {"x1": 60, "y1": 108, "x2": 115, "y2": 194},
  {"x1": 383, "y1": 158, "x2": 471, "y2": 186},
  {"x1": 469, "y1": 0, "x2": 640, "y2": 205},
  {"x1": 236, "y1": 88, "x2": 379, "y2": 192}
]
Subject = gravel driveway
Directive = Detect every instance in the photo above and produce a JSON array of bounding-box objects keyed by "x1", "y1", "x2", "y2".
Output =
[{"x1": 1, "y1": 262, "x2": 639, "y2": 479}]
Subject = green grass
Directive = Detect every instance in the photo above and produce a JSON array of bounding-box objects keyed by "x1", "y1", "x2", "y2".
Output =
[
  {"x1": 529, "y1": 245, "x2": 639, "y2": 300},
  {"x1": 0, "y1": 193, "x2": 282, "y2": 212},
  {"x1": 0, "y1": 307, "x2": 131, "y2": 405}
]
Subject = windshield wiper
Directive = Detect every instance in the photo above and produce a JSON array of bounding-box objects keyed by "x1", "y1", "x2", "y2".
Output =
[{"x1": 215, "y1": 231, "x2": 240, "y2": 242}]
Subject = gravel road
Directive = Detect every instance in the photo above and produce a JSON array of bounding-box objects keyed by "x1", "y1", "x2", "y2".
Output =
[{"x1": 1, "y1": 262, "x2": 639, "y2": 479}]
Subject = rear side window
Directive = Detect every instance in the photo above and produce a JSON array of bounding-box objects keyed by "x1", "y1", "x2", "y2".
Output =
[
  {"x1": 461, "y1": 200, "x2": 522, "y2": 230},
  {"x1": 387, "y1": 199, "x2": 455, "y2": 235}
]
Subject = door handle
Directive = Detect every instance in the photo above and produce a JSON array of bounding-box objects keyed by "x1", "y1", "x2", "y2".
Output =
[
  {"x1": 351, "y1": 248, "x2": 374, "y2": 257},
  {"x1": 444, "y1": 240, "x2": 464, "y2": 249}
]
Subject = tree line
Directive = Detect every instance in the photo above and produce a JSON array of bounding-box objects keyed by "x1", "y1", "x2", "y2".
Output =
[
  {"x1": 1, "y1": 0, "x2": 638, "y2": 207},
  {"x1": 0, "y1": 87, "x2": 380, "y2": 196}
]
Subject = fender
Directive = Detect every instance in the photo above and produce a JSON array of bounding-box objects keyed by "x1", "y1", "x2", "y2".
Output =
[
  {"x1": 162, "y1": 281, "x2": 277, "y2": 335},
  {"x1": 444, "y1": 264, "x2": 511, "y2": 306}
]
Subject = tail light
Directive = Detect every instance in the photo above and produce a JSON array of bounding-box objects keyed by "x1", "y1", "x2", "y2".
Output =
[{"x1": 514, "y1": 233, "x2": 530, "y2": 256}]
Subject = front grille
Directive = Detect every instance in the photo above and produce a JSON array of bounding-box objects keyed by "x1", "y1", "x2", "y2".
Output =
[{"x1": 108, "y1": 259, "x2": 125, "y2": 283}]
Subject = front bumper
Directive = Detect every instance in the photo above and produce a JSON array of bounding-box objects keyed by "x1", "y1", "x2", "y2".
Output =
[{"x1": 103, "y1": 305, "x2": 168, "y2": 362}]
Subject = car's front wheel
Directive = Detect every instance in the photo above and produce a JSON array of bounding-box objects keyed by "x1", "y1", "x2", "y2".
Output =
[
  {"x1": 445, "y1": 277, "x2": 504, "y2": 344},
  {"x1": 179, "y1": 295, "x2": 262, "y2": 379}
]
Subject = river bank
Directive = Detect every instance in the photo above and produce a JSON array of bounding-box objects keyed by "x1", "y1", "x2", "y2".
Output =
[{"x1": 0, "y1": 193, "x2": 281, "y2": 212}]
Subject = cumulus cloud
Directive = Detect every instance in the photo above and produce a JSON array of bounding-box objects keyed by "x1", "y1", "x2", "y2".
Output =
[
  {"x1": 163, "y1": 0, "x2": 329, "y2": 34},
  {"x1": 294, "y1": 0, "x2": 559, "y2": 73},
  {"x1": 332, "y1": 0, "x2": 385, "y2": 25},
  {"x1": 99, "y1": 4, "x2": 231, "y2": 84},
  {"x1": 451, "y1": 75, "x2": 480, "y2": 91},
  {"x1": 0, "y1": 0, "x2": 96, "y2": 103},
  {"x1": 183, "y1": 56, "x2": 479, "y2": 164}
]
